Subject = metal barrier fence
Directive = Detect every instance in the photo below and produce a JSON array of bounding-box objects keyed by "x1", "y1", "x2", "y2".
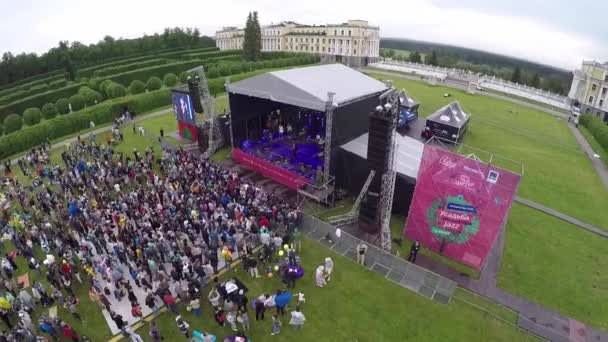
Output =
[{"x1": 300, "y1": 213, "x2": 457, "y2": 304}]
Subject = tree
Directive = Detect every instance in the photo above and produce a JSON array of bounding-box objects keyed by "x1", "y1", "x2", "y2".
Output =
[
  {"x1": 56, "y1": 98, "x2": 70, "y2": 114},
  {"x1": 146, "y1": 76, "x2": 162, "y2": 91},
  {"x1": 58, "y1": 41, "x2": 76, "y2": 81},
  {"x1": 243, "y1": 12, "x2": 262, "y2": 61},
  {"x1": 511, "y1": 66, "x2": 522, "y2": 83},
  {"x1": 129, "y1": 80, "x2": 146, "y2": 94},
  {"x1": 4, "y1": 114, "x2": 22, "y2": 133},
  {"x1": 163, "y1": 73, "x2": 178, "y2": 87},
  {"x1": 409, "y1": 51, "x2": 422, "y2": 63},
  {"x1": 69, "y1": 94, "x2": 85, "y2": 111},
  {"x1": 427, "y1": 51, "x2": 438, "y2": 66},
  {"x1": 530, "y1": 73, "x2": 541, "y2": 88},
  {"x1": 108, "y1": 83, "x2": 127, "y2": 98},
  {"x1": 23, "y1": 108, "x2": 42, "y2": 125},
  {"x1": 41, "y1": 103, "x2": 58, "y2": 119}
]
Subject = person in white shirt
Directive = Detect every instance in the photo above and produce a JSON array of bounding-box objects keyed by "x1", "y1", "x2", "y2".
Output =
[{"x1": 289, "y1": 308, "x2": 306, "y2": 330}]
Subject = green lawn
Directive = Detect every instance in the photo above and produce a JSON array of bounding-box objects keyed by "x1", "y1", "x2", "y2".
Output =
[
  {"x1": 579, "y1": 125, "x2": 608, "y2": 164},
  {"x1": 373, "y1": 74, "x2": 608, "y2": 229},
  {"x1": 0, "y1": 241, "x2": 112, "y2": 341},
  {"x1": 126, "y1": 239, "x2": 533, "y2": 342},
  {"x1": 499, "y1": 204, "x2": 608, "y2": 330}
]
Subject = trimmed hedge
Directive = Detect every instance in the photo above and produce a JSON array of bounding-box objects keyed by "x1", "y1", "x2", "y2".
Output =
[
  {"x1": 0, "y1": 70, "x2": 64, "y2": 93},
  {"x1": 0, "y1": 82, "x2": 84, "y2": 121},
  {"x1": 41, "y1": 103, "x2": 58, "y2": 119},
  {"x1": 163, "y1": 73, "x2": 178, "y2": 87},
  {"x1": 93, "y1": 59, "x2": 169, "y2": 78},
  {"x1": 23, "y1": 107, "x2": 42, "y2": 126},
  {"x1": 77, "y1": 46, "x2": 219, "y2": 78},
  {"x1": 4, "y1": 114, "x2": 22, "y2": 134},
  {"x1": 99, "y1": 54, "x2": 241, "y2": 86},
  {"x1": 56, "y1": 98, "x2": 70, "y2": 115},
  {"x1": 69, "y1": 94, "x2": 85, "y2": 111},
  {"x1": 108, "y1": 84, "x2": 127, "y2": 99},
  {"x1": 129, "y1": 80, "x2": 146, "y2": 95},
  {"x1": 0, "y1": 79, "x2": 68, "y2": 105},
  {"x1": 0, "y1": 88, "x2": 172, "y2": 159},
  {"x1": 182, "y1": 50, "x2": 241, "y2": 60},
  {"x1": 147, "y1": 77, "x2": 163, "y2": 91},
  {"x1": 580, "y1": 114, "x2": 608, "y2": 151}
]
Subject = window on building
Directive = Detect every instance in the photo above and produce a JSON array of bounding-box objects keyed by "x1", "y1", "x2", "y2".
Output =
[
  {"x1": 603, "y1": 87, "x2": 607, "y2": 95},
  {"x1": 305, "y1": 38, "x2": 308, "y2": 43},
  {"x1": 600, "y1": 99, "x2": 604, "y2": 107},
  {"x1": 316, "y1": 46, "x2": 319, "y2": 52},
  {"x1": 334, "y1": 30, "x2": 337, "y2": 35},
  {"x1": 592, "y1": 84, "x2": 597, "y2": 91},
  {"x1": 305, "y1": 46, "x2": 308, "y2": 51},
  {"x1": 585, "y1": 108, "x2": 590, "y2": 113},
  {"x1": 322, "y1": 47, "x2": 325, "y2": 52},
  {"x1": 605, "y1": 75, "x2": 608, "y2": 82},
  {"x1": 323, "y1": 38, "x2": 326, "y2": 43},
  {"x1": 354, "y1": 40, "x2": 358, "y2": 45},
  {"x1": 589, "y1": 96, "x2": 594, "y2": 104},
  {"x1": 316, "y1": 38, "x2": 319, "y2": 43},
  {"x1": 354, "y1": 49, "x2": 357, "y2": 55},
  {"x1": 341, "y1": 30, "x2": 344, "y2": 35},
  {"x1": 348, "y1": 30, "x2": 351, "y2": 36}
]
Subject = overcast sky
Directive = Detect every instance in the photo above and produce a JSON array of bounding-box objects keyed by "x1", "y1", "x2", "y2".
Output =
[{"x1": 1, "y1": 0, "x2": 606, "y2": 70}]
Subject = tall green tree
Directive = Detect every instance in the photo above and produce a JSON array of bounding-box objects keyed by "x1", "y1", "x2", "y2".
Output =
[
  {"x1": 427, "y1": 51, "x2": 438, "y2": 66},
  {"x1": 511, "y1": 66, "x2": 522, "y2": 83},
  {"x1": 252, "y1": 12, "x2": 262, "y2": 60},
  {"x1": 409, "y1": 51, "x2": 422, "y2": 63},
  {"x1": 243, "y1": 12, "x2": 255, "y2": 60},
  {"x1": 530, "y1": 72, "x2": 541, "y2": 88},
  {"x1": 58, "y1": 41, "x2": 76, "y2": 81}
]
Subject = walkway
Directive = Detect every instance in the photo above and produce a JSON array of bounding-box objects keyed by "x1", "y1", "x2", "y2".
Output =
[
  {"x1": 8, "y1": 107, "x2": 173, "y2": 165},
  {"x1": 567, "y1": 122, "x2": 608, "y2": 192}
]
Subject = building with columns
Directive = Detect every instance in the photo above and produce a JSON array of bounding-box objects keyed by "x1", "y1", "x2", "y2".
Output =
[
  {"x1": 568, "y1": 60, "x2": 608, "y2": 118},
  {"x1": 215, "y1": 20, "x2": 380, "y2": 66}
]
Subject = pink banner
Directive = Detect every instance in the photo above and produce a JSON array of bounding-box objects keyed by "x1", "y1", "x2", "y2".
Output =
[
  {"x1": 232, "y1": 149, "x2": 311, "y2": 190},
  {"x1": 403, "y1": 145, "x2": 520, "y2": 269}
]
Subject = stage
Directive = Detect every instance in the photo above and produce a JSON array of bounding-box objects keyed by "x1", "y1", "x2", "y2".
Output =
[{"x1": 227, "y1": 64, "x2": 388, "y2": 192}]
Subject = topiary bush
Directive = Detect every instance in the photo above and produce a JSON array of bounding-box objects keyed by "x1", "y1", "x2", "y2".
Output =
[
  {"x1": 178, "y1": 72, "x2": 189, "y2": 84},
  {"x1": 218, "y1": 64, "x2": 231, "y2": 77},
  {"x1": 56, "y1": 98, "x2": 70, "y2": 114},
  {"x1": 69, "y1": 94, "x2": 85, "y2": 111},
  {"x1": 41, "y1": 103, "x2": 58, "y2": 119},
  {"x1": 163, "y1": 73, "x2": 178, "y2": 87},
  {"x1": 129, "y1": 80, "x2": 146, "y2": 95},
  {"x1": 230, "y1": 63, "x2": 243, "y2": 74},
  {"x1": 99, "y1": 79, "x2": 114, "y2": 98},
  {"x1": 108, "y1": 83, "x2": 127, "y2": 99},
  {"x1": 207, "y1": 67, "x2": 219, "y2": 79},
  {"x1": 4, "y1": 114, "x2": 23, "y2": 133},
  {"x1": 146, "y1": 77, "x2": 163, "y2": 91},
  {"x1": 88, "y1": 78, "x2": 100, "y2": 91},
  {"x1": 23, "y1": 107, "x2": 42, "y2": 126}
]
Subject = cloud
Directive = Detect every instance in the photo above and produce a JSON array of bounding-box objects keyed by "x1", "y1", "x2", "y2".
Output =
[{"x1": 0, "y1": 0, "x2": 606, "y2": 69}]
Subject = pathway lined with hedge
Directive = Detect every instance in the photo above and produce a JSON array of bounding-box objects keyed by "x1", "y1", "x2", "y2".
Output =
[
  {"x1": 569, "y1": 122, "x2": 608, "y2": 191},
  {"x1": 8, "y1": 107, "x2": 172, "y2": 165}
]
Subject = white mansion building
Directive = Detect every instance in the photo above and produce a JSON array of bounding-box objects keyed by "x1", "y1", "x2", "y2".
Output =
[{"x1": 215, "y1": 20, "x2": 380, "y2": 66}]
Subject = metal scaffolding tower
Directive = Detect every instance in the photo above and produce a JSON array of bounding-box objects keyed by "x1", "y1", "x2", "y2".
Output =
[
  {"x1": 377, "y1": 90, "x2": 400, "y2": 252},
  {"x1": 323, "y1": 92, "x2": 335, "y2": 182},
  {"x1": 189, "y1": 66, "x2": 224, "y2": 155},
  {"x1": 327, "y1": 170, "x2": 376, "y2": 226}
]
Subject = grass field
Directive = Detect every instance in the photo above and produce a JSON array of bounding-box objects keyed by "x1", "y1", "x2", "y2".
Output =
[
  {"x1": 371, "y1": 74, "x2": 608, "y2": 229},
  {"x1": 124, "y1": 239, "x2": 535, "y2": 342},
  {"x1": 368, "y1": 74, "x2": 608, "y2": 329},
  {"x1": 579, "y1": 125, "x2": 608, "y2": 164}
]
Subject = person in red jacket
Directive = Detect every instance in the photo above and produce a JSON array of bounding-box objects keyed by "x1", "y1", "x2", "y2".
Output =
[
  {"x1": 163, "y1": 292, "x2": 177, "y2": 314},
  {"x1": 61, "y1": 321, "x2": 79, "y2": 342}
]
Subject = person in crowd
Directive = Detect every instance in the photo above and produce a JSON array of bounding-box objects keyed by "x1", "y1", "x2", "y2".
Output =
[
  {"x1": 289, "y1": 308, "x2": 306, "y2": 330},
  {"x1": 315, "y1": 266, "x2": 326, "y2": 288},
  {"x1": 271, "y1": 313, "x2": 281, "y2": 336},
  {"x1": 356, "y1": 242, "x2": 368, "y2": 266},
  {"x1": 176, "y1": 316, "x2": 190, "y2": 339},
  {"x1": 408, "y1": 241, "x2": 421, "y2": 263},
  {"x1": 149, "y1": 321, "x2": 163, "y2": 341},
  {"x1": 324, "y1": 257, "x2": 334, "y2": 282}
]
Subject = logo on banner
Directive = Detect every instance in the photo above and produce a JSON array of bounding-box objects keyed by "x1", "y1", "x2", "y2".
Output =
[{"x1": 427, "y1": 194, "x2": 480, "y2": 245}]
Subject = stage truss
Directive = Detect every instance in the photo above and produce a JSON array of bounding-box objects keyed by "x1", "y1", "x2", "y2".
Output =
[
  {"x1": 296, "y1": 173, "x2": 336, "y2": 217},
  {"x1": 327, "y1": 170, "x2": 376, "y2": 226},
  {"x1": 188, "y1": 66, "x2": 225, "y2": 156},
  {"x1": 425, "y1": 136, "x2": 525, "y2": 176}
]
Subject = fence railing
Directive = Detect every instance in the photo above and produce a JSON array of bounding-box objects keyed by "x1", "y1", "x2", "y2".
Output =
[{"x1": 300, "y1": 213, "x2": 458, "y2": 304}]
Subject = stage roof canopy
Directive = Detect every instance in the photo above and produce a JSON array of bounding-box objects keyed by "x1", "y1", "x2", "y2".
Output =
[
  {"x1": 340, "y1": 132, "x2": 424, "y2": 180},
  {"x1": 427, "y1": 101, "x2": 470, "y2": 128},
  {"x1": 227, "y1": 64, "x2": 388, "y2": 111}
]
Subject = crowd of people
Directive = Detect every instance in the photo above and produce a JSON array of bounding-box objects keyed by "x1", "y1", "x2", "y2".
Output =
[{"x1": 0, "y1": 130, "x2": 315, "y2": 341}]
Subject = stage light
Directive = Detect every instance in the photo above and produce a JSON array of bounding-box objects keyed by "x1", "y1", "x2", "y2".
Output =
[
  {"x1": 384, "y1": 103, "x2": 392, "y2": 111},
  {"x1": 375, "y1": 105, "x2": 383, "y2": 113}
]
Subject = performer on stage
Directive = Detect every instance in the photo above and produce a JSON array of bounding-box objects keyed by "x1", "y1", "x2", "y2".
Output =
[{"x1": 291, "y1": 143, "x2": 297, "y2": 161}]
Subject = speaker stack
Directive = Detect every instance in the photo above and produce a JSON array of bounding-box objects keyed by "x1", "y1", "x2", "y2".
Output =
[
  {"x1": 188, "y1": 77, "x2": 204, "y2": 114},
  {"x1": 359, "y1": 104, "x2": 398, "y2": 234}
]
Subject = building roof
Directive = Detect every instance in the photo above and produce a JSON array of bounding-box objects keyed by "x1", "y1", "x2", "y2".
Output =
[
  {"x1": 340, "y1": 132, "x2": 424, "y2": 179},
  {"x1": 427, "y1": 101, "x2": 470, "y2": 128},
  {"x1": 227, "y1": 64, "x2": 388, "y2": 111}
]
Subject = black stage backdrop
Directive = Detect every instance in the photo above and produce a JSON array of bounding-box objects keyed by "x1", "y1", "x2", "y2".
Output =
[
  {"x1": 335, "y1": 148, "x2": 415, "y2": 216},
  {"x1": 228, "y1": 92, "x2": 382, "y2": 149}
]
